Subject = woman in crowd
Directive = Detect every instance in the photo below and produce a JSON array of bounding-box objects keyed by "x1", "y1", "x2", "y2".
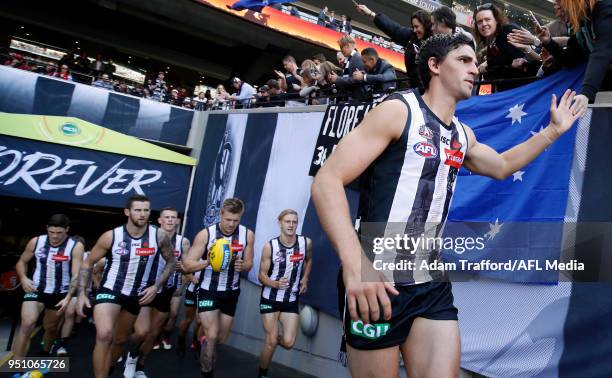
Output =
[
  {"x1": 355, "y1": 3, "x2": 432, "y2": 90},
  {"x1": 472, "y1": 3, "x2": 533, "y2": 91}
]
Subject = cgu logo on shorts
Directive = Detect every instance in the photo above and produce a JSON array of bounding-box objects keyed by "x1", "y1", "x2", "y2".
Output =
[
  {"x1": 136, "y1": 248, "x2": 156, "y2": 256},
  {"x1": 24, "y1": 293, "x2": 38, "y2": 299},
  {"x1": 413, "y1": 141, "x2": 438, "y2": 158},
  {"x1": 260, "y1": 304, "x2": 273, "y2": 310},
  {"x1": 199, "y1": 300, "x2": 214, "y2": 308},
  {"x1": 96, "y1": 293, "x2": 116, "y2": 300},
  {"x1": 350, "y1": 320, "x2": 390, "y2": 340}
]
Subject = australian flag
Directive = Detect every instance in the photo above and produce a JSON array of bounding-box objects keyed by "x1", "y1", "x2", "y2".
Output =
[
  {"x1": 227, "y1": 0, "x2": 296, "y2": 12},
  {"x1": 442, "y1": 66, "x2": 586, "y2": 283}
]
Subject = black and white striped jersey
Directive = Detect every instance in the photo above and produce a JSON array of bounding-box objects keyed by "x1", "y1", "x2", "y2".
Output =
[
  {"x1": 358, "y1": 90, "x2": 469, "y2": 285},
  {"x1": 261, "y1": 235, "x2": 308, "y2": 303},
  {"x1": 101, "y1": 225, "x2": 160, "y2": 296},
  {"x1": 32, "y1": 235, "x2": 77, "y2": 294},
  {"x1": 199, "y1": 223, "x2": 248, "y2": 292}
]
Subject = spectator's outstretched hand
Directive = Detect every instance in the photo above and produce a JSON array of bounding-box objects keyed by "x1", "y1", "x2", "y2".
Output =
[
  {"x1": 534, "y1": 24, "x2": 551, "y2": 44},
  {"x1": 274, "y1": 70, "x2": 285, "y2": 79},
  {"x1": 356, "y1": 4, "x2": 375, "y2": 19},
  {"x1": 508, "y1": 28, "x2": 537, "y2": 46}
]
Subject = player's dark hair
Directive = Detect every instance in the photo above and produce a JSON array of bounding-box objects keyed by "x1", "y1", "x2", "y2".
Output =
[
  {"x1": 416, "y1": 33, "x2": 474, "y2": 90},
  {"x1": 126, "y1": 194, "x2": 150, "y2": 209},
  {"x1": 47, "y1": 214, "x2": 70, "y2": 228}
]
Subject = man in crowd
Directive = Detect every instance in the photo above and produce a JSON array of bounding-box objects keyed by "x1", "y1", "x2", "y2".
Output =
[
  {"x1": 92, "y1": 73, "x2": 115, "y2": 90},
  {"x1": 352, "y1": 47, "x2": 397, "y2": 97},
  {"x1": 328, "y1": 34, "x2": 366, "y2": 101},
  {"x1": 230, "y1": 77, "x2": 256, "y2": 108}
]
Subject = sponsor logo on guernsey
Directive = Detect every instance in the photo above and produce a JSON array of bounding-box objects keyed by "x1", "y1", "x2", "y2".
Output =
[
  {"x1": 52, "y1": 253, "x2": 69, "y2": 262},
  {"x1": 96, "y1": 293, "x2": 116, "y2": 300},
  {"x1": 231, "y1": 240, "x2": 244, "y2": 254},
  {"x1": 199, "y1": 300, "x2": 214, "y2": 308},
  {"x1": 260, "y1": 304, "x2": 273, "y2": 310},
  {"x1": 444, "y1": 149, "x2": 464, "y2": 168},
  {"x1": 136, "y1": 248, "x2": 156, "y2": 256},
  {"x1": 350, "y1": 320, "x2": 391, "y2": 340},
  {"x1": 413, "y1": 141, "x2": 438, "y2": 158},
  {"x1": 419, "y1": 125, "x2": 433, "y2": 139},
  {"x1": 289, "y1": 250, "x2": 304, "y2": 263}
]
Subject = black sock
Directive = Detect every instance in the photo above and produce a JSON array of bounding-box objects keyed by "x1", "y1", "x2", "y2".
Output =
[
  {"x1": 128, "y1": 342, "x2": 142, "y2": 358},
  {"x1": 202, "y1": 370, "x2": 214, "y2": 378},
  {"x1": 108, "y1": 365, "x2": 115, "y2": 376},
  {"x1": 163, "y1": 330, "x2": 171, "y2": 339},
  {"x1": 136, "y1": 359, "x2": 145, "y2": 372},
  {"x1": 40, "y1": 349, "x2": 50, "y2": 357},
  {"x1": 59, "y1": 337, "x2": 68, "y2": 347},
  {"x1": 258, "y1": 367, "x2": 268, "y2": 377}
]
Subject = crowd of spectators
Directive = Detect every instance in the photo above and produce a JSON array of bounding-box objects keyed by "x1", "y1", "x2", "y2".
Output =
[{"x1": 4, "y1": 0, "x2": 610, "y2": 111}]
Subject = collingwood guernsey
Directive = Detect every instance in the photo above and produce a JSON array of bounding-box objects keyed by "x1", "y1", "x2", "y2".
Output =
[
  {"x1": 261, "y1": 235, "x2": 308, "y2": 303},
  {"x1": 101, "y1": 225, "x2": 160, "y2": 296},
  {"x1": 358, "y1": 90, "x2": 468, "y2": 284},
  {"x1": 32, "y1": 235, "x2": 77, "y2": 294},
  {"x1": 199, "y1": 223, "x2": 248, "y2": 292}
]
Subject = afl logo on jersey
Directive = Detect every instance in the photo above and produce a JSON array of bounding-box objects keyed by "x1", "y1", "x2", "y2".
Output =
[
  {"x1": 114, "y1": 241, "x2": 130, "y2": 256},
  {"x1": 413, "y1": 142, "x2": 438, "y2": 158},
  {"x1": 36, "y1": 247, "x2": 48, "y2": 258}
]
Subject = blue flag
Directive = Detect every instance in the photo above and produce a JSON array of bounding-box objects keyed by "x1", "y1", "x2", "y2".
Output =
[
  {"x1": 442, "y1": 66, "x2": 585, "y2": 283},
  {"x1": 227, "y1": 0, "x2": 296, "y2": 12}
]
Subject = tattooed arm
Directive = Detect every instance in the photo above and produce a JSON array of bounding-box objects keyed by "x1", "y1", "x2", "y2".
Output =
[
  {"x1": 56, "y1": 240, "x2": 85, "y2": 314},
  {"x1": 139, "y1": 229, "x2": 176, "y2": 305},
  {"x1": 77, "y1": 230, "x2": 112, "y2": 317}
]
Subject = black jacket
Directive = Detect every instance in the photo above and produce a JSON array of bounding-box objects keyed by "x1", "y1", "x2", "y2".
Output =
[
  {"x1": 544, "y1": 0, "x2": 612, "y2": 102},
  {"x1": 373, "y1": 13, "x2": 421, "y2": 89},
  {"x1": 364, "y1": 59, "x2": 397, "y2": 94},
  {"x1": 335, "y1": 50, "x2": 367, "y2": 101},
  {"x1": 484, "y1": 24, "x2": 532, "y2": 91}
]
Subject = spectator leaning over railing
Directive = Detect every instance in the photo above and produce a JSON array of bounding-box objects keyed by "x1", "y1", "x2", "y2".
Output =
[
  {"x1": 193, "y1": 91, "x2": 208, "y2": 111},
  {"x1": 352, "y1": 47, "x2": 397, "y2": 98},
  {"x1": 42, "y1": 63, "x2": 57, "y2": 77},
  {"x1": 355, "y1": 3, "x2": 432, "y2": 90},
  {"x1": 55, "y1": 64, "x2": 73, "y2": 81},
  {"x1": 275, "y1": 55, "x2": 303, "y2": 98},
  {"x1": 431, "y1": 6, "x2": 476, "y2": 49},
  {"x1": 149, "y1": 71, "x2": 168, "y2": 102},
  {"x1": 92, "y1": 73, "x2": 115, "y2": 90},
  {"x1": 328, "y1": 34, "x2": 367, "y2": 101},
  {"x1": 472, "y1": 3, "x2": 532, "y2": 92},
  {"x1": 213, "y1": 84, "x2": 231, "y2": 110},
  {"x1": 229, "y1": 77, "x2": 256, "y2": 108},
  {"x1": 536, "y1": 0, "x2": 612, "y2": 112}
]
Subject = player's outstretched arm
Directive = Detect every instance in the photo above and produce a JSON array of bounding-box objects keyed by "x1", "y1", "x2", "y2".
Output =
[
  {"x1": 464, "y1": 90, "x2": 586, "y2": 179},
  {"x1": 311, "y1": 99, "x2": 406, "y2": 323}
]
